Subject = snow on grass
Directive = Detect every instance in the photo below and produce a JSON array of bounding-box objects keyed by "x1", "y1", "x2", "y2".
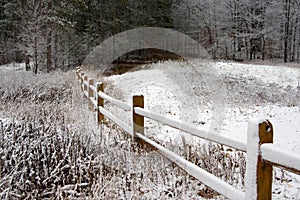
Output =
[
  {"x1": 221, "y1": 106, "x2": 300, "y2": 151},
  {"x1": 245, "y1": 119, "x2": 261, "y2": 200},
  {"x1": 214, "y1": 61, "x2": 300, "y2": 89},
  {"x1": 102, "y1": 59, "x2": 300, "y2": 199},
  {"x1": 104, "y1": 66, "x2": 185, "y2": 142},
  {"x1": 103, "y1": 60, "x2": 300, "y2": 150},
  {"x1": 0, "y1": 62, "x2": 25, "y2": 72},
  {"x1": 2, "y1": 60, "x2": 299, "y2": 199},
  {"x1": 1, "y1": 63, "x2": 218, "y2": 199}
]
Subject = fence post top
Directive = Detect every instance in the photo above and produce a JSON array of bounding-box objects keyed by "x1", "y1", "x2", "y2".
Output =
[
  {"x1": 248, "y1": 118, "x2": 272, "y2": 127},
  {"x1": 248, "y1": 118, "x2": 273, "y2": 140},
  {"x1": 133, "y1": 95, "x2": 144, "y2": 97},
  {"x1": 258, "y1": 120, "x2": 273, "y2": 132}
]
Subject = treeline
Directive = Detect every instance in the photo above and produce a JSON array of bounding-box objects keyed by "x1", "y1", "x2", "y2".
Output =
[
  {"x1": 0, "y1": 0, "x2": 173, "y2": 72},
  {"x1": 0, "y1": 0, "x2": 299, "y2": 73},
  {"x1": 174, "y1": 0, "x2": 300, "y2": 62}
]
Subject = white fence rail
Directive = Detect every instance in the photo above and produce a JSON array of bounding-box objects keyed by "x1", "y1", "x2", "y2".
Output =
[
  {"x1": 76, "y1": 68, "x2": 300, "y2": 200},
  {"x1": 98, "y1": 91, "x2": 131, "y2": 111},
  {"x1": 99, "y1": 107, "x2": 133, "y2": 135},
  {"x1": 261, "y1": 144, "x2": 300, "y2": 174},
  {"x1": 135, "y1": 132, "x2": 246, "y2": 200},
  {"x1": 134, "y1": 107, "x2": 247, "y2": 151}
]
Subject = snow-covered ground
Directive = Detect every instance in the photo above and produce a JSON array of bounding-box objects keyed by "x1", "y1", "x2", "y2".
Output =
[
  {"x1": 103, "y1": 60, "x2": 300, "y2": 150},
  {"x1": 0, "y1": 62, "x2": 25, "y2": 72},
  {"x1": 1, "y1": 61, "x2": 299, "y2": 199},
  {"x1": 101, "y1": 59, "x2": 300, "y2": 199}
]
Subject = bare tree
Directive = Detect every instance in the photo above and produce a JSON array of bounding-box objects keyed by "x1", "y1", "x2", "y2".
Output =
[{"x1": 284, "y1": 0, "x2": 291, "y2": 62}]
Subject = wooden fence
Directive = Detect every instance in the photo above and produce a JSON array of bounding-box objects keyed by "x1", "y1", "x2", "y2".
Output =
[{"x1": 75, "y1": 68, "x2": 300, "y2": 200}]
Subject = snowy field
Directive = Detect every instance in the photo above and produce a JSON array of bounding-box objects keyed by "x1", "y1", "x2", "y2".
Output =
[
  {"x1": 102, "y1": 60, "x2": 300, "y2": 150},
  {"x1": 1, "y1": 61, "x2": 300, "y2": 199},
  {"x1": 101, "y1": 59, "x2": 300, "y2": 199}
]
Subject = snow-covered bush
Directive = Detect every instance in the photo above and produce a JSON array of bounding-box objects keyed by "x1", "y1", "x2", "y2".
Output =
[
  {"x1": 1, "y1": 65, "x2": 298, "y2": 199},
  {"x1": 0, "y1": 69, "x2": 217, "y2": 199},
  {"x1": 0, "y1": 70, "x2": 101, "y2": 199},
  {"x1": 0, "y1": 117, "x2": 100, "y2": 199}
]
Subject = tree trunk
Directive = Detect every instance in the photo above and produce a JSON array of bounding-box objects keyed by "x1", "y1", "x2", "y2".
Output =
[
  {"x1": 262, "y1": 37, "x2": 265, "y2": 60},
  {"x1": 32, "y1": 0, "x2": 43, "y2": 75},
  {"x1": 233, "y1": 36, "x2": 236, "y2": 59},
  {"x1": 291, "y1": 16, "x2": 298, "y2": 62},
  {"x1": 250, "y1": 38, "x2": 253, "y2": 60},
  {"x1": 46, "y1": 1, "x2": 52, "y2": 73},
  {"x1": 25, "y1": 54, "x2": 30, "y2": 71},
  {"x1": 33, "y1": 34, "x2": 38, "y2": 74},
  {"x1": 46, "y1": 30, "x2": 52, "y2": 73},
  {"x1": 54, "y1": 33, "x2": 58, "y2": 69},
  {"x1": 284, "y1": 0, "x2": 291, "y2": 63},
  {"x1": 213, "y1": 10, "x2": 218, "y2": 59},
  {"x1": 298, "y1": 13, "x2": 300, "y2": 62},
  {"x1": 245, "y1": 38, "x2": 249, "y2": 59}
]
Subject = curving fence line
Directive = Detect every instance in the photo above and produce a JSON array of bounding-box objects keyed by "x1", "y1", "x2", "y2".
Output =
[{"x1": 75, "y1": 67, "x2": 300, "y2": 200}]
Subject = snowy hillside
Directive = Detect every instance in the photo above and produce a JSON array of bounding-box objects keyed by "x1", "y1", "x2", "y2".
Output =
[
  {"x1": 1, "y1": 61, "x2": 300, "y2": 199},
  {"x1": 102, "y1": 59, "x2": 300, "y2": 199},
  {"x1": 102, "y1": 60, "x2": 300, "y2": 150}
]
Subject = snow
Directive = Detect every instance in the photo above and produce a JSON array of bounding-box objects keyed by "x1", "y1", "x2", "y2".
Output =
[
  {"x1": 99, "y1": 107, "x2": 133, "y2": 135},
  {"x1": 245, "y1": 119, "x2": 261, "y2": 200},
  {"x1": 214, "y1": 61, "x2": 300, "y2": 89},
  {"x1": 261, "y1": 144, "x2": 300, "y2": 173},
  {"x1": 0, "y1": 62, "x2": 25, "y2": 72},
  {"x1": 221, "y1": 105, "x2": 300, "y2": 151},
  {"x1": 1, "y1": 60, "x2": 299, "y2": 199},
  {"x1": 98, "y1": 91, "x2": 131, "y2": 111},
  {"x1": 134, "y1": 107, "x2": 247, "y2": 151},
  {"x1": 102, "y1": 60, "x2": 300, "y2": 150},
  {"x1": 101, "y1": 59, "x2": 300, "y2": 199},
  {"x1": 136, "y1": 132, "x2": 246, "y2": 200}
]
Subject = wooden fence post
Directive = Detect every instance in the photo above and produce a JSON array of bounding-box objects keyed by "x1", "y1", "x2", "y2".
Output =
[
  {"x1": 75, "y1": 68, "x2": 79, "y2": 79},
  {"x1": 245, "y1": 119, "x2": 273, "y2": 200},
  {"x1": 132, "y1": 95, "x2": 144, "y2": 141},
  {"x1": 79, "y1": 73, "x2": 84, "y2": 91},
  {"x1": 96, "y1": 82, "x2": 104, "y2": 124},
  {"x1": 88, "y1": 78, "x2": 94, "y2": 111},
  {"x1": 83, "y1": 75, "x2": 88, "y2": 94},
  {"x1": 78, "y1": 69, "x2": 81, "y2": 79}
]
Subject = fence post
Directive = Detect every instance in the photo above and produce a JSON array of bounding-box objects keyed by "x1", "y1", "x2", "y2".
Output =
[
  {"x1": 245, "y1": 119, "x2": 273, "y2": 200},
  {"x1": 96, "y1": 82, "x2": 104, "y2": 124},
  {"x1": 75, "y1": 67, "x2": 80, "y2": 80},
  {"x1": 83, "y1": 75, "x2": 88, "y2": 95},
  {"x1": 132, "y1": 95, "x2": 144, "y2": 141},
  {"x1": 79, "y1": 73, "x2": 84, "y2": 91},
  {"x1": 88, "y1": 78, "x2": 94, "y2": 111}
]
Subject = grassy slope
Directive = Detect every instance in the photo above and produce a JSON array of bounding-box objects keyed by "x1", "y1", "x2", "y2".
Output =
[
  {"x1": 0, "y1": 67, "x2": 222, "y2": 199},
  {"x1": 1, "y1": 63, "x2": 298, "y2": 199}
]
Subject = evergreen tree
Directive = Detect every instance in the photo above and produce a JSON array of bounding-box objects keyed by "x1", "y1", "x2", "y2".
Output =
[{"x1": 0, "y1": 0, "x2": 21, "y2": 64}]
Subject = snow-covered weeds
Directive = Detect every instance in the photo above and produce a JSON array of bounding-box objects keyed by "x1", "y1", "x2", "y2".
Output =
[
  {"x1": 0, "y1": 68, "x2": 222, "y2": 199},
  {"x1": 0, "y1": 69, "x2": 102, "y2": 199},
  {"x1": 1, "y1": 64, "x2": 299, "y2": 199}
]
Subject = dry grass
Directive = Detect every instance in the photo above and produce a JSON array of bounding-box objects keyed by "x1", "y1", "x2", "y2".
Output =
[
  {"x1": 3, "y1": 66, "x2": 296, "y2": 199},
  {"x1": 0, "y1": 67, "x2": 243, "y2": 199},
  {"x1": 238, "y1": 59, "x2": 300, "y2": 68}
]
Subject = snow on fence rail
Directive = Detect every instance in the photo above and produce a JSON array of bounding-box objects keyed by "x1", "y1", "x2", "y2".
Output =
[
  {"x1": 134, "y1": 107, "x2": 247, "y2": 151},
  {"x1": 75, "y1": 68, "x2": 300, "y2": 200}
]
